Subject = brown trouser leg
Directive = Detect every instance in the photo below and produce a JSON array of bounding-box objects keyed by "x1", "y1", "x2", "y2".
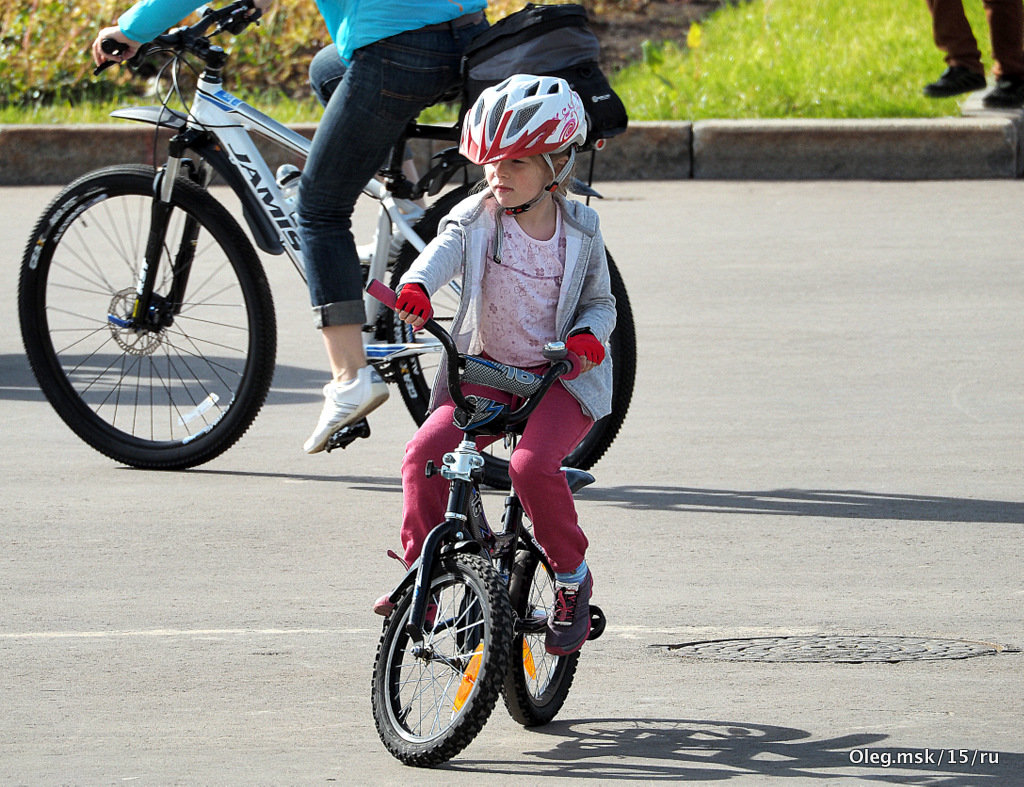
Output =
[
  {"x1": 986, "y1": 0, "x2": 1024, "y2": 78},
  {"x1": 926, "y1": 0, "x2": 1024, "y2": 78},
  {"x1": 927, "y1": 0, "x2": 984, "y2": 74}
]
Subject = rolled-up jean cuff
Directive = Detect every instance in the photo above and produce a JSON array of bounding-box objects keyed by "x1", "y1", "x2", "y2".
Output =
[{"x1": 313, "y1": 300, "x2": 366, "y2": 329}]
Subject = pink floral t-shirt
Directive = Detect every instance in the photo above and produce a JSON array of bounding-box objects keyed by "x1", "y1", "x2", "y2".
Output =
[{"x1": 479, "y1": 210, "x2": 566, "y2": 366}]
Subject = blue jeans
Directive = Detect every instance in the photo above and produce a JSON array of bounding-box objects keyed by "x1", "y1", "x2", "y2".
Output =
[{"x1": 299, "y1": 22, "x2": 487, "y2": 328}]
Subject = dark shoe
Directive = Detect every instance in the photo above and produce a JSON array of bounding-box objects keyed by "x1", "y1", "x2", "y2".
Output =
[
  {"x1": 545, "y1": 571, "x2": 593, "y2": 656},
  {"x1": 983, "y1": 76, "x2": 1024, "y2": 108},
  {"x1": 923, "y1": 66, "x2": 986, "y2": 98}
]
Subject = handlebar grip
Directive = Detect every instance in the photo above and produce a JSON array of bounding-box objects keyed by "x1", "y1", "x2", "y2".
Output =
[
  {"x1": 366, "y1": 279, "x2": 398, "y2": 310},
  {"x1": 100, "y1": 38, "x2": 127, "y2": 57},
  {"x1": 93, "y1": 38, "x2": 126, "y2": 75},
  {"x1": 559, "y1": 352, "x2": 582, "y2": 381},
  {"x1": 542, "y1": 341, "x2": 582, "y2": 381}
]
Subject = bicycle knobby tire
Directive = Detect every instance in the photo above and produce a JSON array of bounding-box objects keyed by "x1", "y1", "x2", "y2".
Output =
[
  {"x1": 502, "y1": 547, "x2": 580, "y2": 725},
  {"x1": 19, "y1": 165, "x2": 276, "y2": 469},
  {"x1": 371, "y1": 552, "x2": 514, "y2": 767}
]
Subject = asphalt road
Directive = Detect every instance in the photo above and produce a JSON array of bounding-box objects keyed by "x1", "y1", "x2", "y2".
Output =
[{"x1": 2, "y1": 180, "x2": 1022, "y2": 784}]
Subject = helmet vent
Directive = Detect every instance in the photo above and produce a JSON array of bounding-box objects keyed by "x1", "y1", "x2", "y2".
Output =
[
  {"x1": 508, "y1": 103, "x2": 540, "y2": 136},
  {"x1": 487, "y1": 95, "x2": 508, "y2": 140}
]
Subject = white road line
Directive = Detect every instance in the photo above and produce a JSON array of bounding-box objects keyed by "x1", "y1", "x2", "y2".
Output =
[
  {"x1": 0, "y1": 628, "x2": 374, "y2": 640},
  {"x1": 0, "y1": 625, "x2": 805, "y2": 641}
]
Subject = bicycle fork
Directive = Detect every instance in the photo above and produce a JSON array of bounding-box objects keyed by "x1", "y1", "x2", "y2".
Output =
[
  {"x1": 108, "y1": 138, "x2": 210, "y2": 335},
  {"x1": 404, "y1": 439, "x2": 486, "y2": 642}
]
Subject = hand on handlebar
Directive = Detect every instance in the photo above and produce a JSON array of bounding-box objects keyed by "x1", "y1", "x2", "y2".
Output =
[
  {"x1": 90, "y1": 0, "x2": 271, "y2": 74},
  {"x1": 396, "y1": 283, "x2": 433, "y2": 329},
  {"x1": 91, "y1": 27, "x2": 140, "y2": 68},
  {"x1": 566, "y1": 331, "x2": 604, "y2": 374}
]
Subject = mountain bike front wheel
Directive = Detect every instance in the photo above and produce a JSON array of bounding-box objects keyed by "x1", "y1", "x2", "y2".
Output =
[
  {"x1": 371, "y1": 553, "x2": 514, "y2": 767},
  {"x1": 19, "y1": 165, "x2": 276, "y2": 469}
]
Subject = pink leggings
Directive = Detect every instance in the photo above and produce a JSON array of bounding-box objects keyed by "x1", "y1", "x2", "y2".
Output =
[{"x1": 401, "y1": 381, "x2": 594, "y2": 574}]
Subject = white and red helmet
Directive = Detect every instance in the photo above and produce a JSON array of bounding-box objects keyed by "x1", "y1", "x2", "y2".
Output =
[{"x1": 460, "y1": 74, "x2": 588, "y2": 166}]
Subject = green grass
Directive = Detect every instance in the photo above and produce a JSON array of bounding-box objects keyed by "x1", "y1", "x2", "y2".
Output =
[
  {"x1": 0, "y1": 0, "x2": 991, "y2": 123},
  {"x1": 614, "y1": 0, "x2": 990, "y2": 119}
]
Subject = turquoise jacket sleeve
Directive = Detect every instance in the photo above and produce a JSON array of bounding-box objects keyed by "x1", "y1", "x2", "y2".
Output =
[{"x1": 118, "y1": 0, "x2": 204, "y2": 43}]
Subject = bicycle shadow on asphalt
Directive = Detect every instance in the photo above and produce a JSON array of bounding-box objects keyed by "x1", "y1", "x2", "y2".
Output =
[
  {"x1": 0, "y1": 353, "x2": 44, "y2": 401},
  {"x1": 579, "y1": 486, "x2": 1024, "y2": 525},
  {"x1": 446, "y1": 717, "x2": 1020, "y2": 781}
]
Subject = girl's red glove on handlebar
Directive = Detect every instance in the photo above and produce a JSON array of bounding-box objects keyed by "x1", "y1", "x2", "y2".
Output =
[
  {"x1": 396, "y1": 283, "x2": 433, "y2": 322},
  {"x1": 566, "y1": 331, "x2": 605, "y2": 365}
]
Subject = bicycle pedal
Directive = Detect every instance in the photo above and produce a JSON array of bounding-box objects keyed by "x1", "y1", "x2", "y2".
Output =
[
  {"x1": 588, "y1": 604, "x2": 606, "y2": 641},
  {"x1": 325, "y1": 418, "x2": 371, "y2": 452}
]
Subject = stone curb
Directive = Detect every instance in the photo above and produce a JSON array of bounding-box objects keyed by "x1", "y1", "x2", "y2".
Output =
[{"x1": 2, "y1": 115, "x2": 1023, "y2": 185}]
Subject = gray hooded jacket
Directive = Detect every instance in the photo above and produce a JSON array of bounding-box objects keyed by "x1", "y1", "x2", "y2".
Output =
[{"x1": 398, "y1": 190, "x2": 616, "y2": 420}]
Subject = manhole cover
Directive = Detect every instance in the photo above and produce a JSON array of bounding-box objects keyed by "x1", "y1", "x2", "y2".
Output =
[{"x1": 665, "y1": 635, "x2": 1015, "y2": 663}]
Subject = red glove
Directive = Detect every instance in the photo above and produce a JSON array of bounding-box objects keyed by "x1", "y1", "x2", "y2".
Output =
[
  {"x1": 566, "y1": 331, "x2": 605, "y2": 365},
  {"x1": 396, "y1": 283, "x2": 433, "y2": 322}
]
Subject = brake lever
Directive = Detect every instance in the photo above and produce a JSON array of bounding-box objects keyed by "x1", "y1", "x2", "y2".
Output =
[{"x1": 222, "y1": 7, "x2": 262, "y2": 34}]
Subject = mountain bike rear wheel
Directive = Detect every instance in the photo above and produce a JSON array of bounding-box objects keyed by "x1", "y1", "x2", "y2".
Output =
[
  {"x1": 19, "y1": 165, "x2": 276, "y2": 469},
  {"x1": 371, "y1": 553, "x2": 514, "y2": 767}
]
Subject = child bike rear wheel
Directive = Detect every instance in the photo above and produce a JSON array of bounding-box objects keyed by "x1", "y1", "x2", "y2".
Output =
[
  {"x1": 502, "y1": 548, "x2": 580, "y2": 726},
  {"x1": 371, "y1": 553, "x2": 514, "y2": 767}
]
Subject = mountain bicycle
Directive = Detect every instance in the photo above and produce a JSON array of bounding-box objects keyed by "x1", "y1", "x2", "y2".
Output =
[
  {"x1": 17, "y1": 0, "x2": 635, "y2": 487},
  {"x1": 365, "y1": 280, "x2": 606, "y2": 767}
]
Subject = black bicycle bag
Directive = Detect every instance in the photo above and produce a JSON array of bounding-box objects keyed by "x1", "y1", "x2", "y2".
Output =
[{"x1": 461, "y1": 3, "x2": 629, "y2": 148}]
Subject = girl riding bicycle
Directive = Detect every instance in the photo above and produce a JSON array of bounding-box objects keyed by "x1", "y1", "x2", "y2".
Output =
[{"x1": 389, "y1": 74, "x2": 616, "y2": 656}]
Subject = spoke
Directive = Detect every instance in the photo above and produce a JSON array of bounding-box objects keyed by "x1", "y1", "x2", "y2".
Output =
[
  {"x1": 162, "y1": 328, "x2": 245, "y2": 389},
  {"x1": 49, "y1": 323, "x2": 110, "y2": 358},
  {"x1": 172, "y1": 312, "x2": 249, "y2": 337},
  {"x1": 65, "y1": 208, "x2": 134, "y2": 293},
  {"x1": 97, "y1": 193, "x2": 144, "y2": 276}
]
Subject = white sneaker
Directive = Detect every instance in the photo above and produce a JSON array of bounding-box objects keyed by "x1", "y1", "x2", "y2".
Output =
[{"x1": 303, "y1": 366, "x2": 389, "y2": 454}]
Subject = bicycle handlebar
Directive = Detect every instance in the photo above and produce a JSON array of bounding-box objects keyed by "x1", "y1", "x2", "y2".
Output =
[
  {"x1": 366, "y1": 280, "x2": 579, "y2": 428},
  {"x1": 94, "y1": 0, "x2": 262, "y2": 75}
]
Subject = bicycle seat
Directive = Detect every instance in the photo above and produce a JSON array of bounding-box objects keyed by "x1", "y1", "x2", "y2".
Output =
[{"x1": 562, "y1": 467, "x2": 595, "y2": 493}]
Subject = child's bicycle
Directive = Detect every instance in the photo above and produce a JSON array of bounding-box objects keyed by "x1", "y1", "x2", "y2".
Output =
[
  {"x1": 16, "y1": 0, "x2": 634, "y2": 487},
  {"x1": 365, "y1": 280, "x2": 606, "y2": 767}
]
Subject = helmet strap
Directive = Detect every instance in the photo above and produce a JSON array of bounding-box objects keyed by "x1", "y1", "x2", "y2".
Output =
[{"x1": 502, "y1": 148, "x2": 576, "y2": 216}]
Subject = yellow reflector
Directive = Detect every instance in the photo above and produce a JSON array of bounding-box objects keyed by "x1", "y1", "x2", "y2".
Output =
[
  {"x1": 453, "y1": 644, "x2": 485, "y2": 712},
  {"x1": 522, "y1": 638, "x2": 537, "y2": 679}
]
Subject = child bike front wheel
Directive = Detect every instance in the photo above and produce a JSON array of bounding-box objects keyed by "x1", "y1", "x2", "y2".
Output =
[{"x1": 371, "y1": 552, "x2": 514, "y2": 767}]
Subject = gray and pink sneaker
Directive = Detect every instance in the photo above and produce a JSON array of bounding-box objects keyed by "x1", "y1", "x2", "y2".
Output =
[{"x1": 545, "y1": 571, "x2": 593, "y2": 656}]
